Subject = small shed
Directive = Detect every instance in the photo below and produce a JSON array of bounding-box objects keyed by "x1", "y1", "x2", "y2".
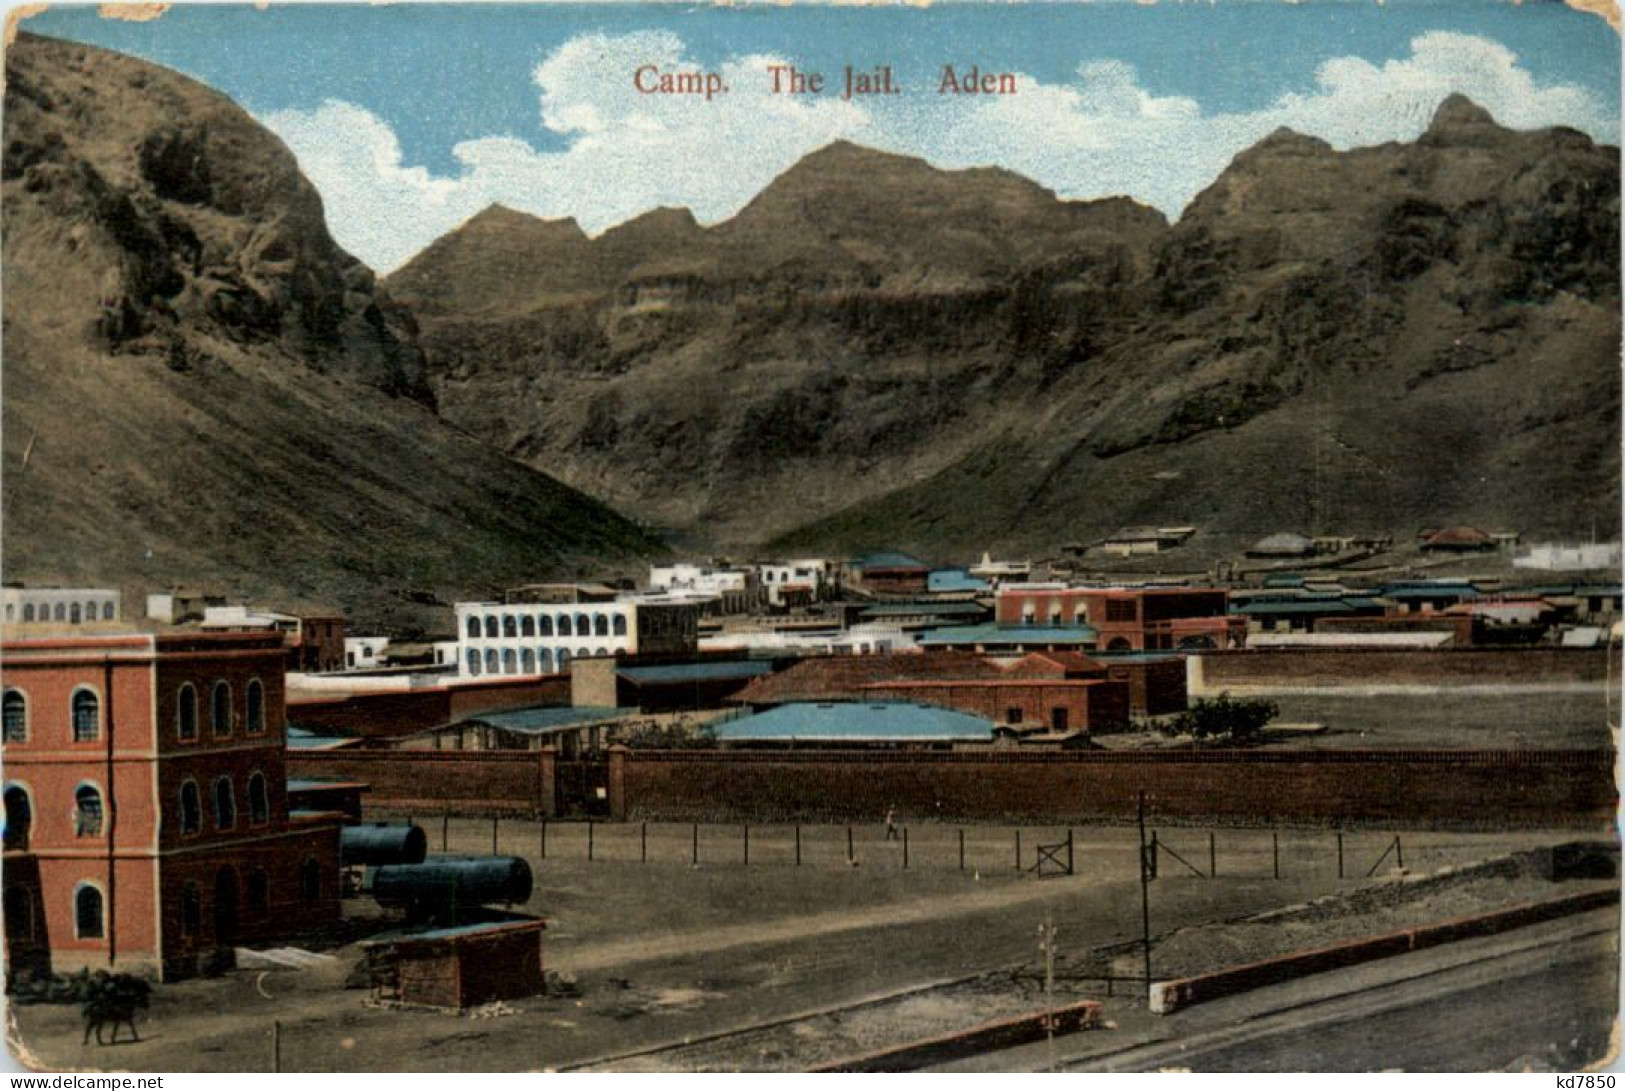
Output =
[{"x1": 363, "y1": 917, "x2": 546, "y2": 1010}]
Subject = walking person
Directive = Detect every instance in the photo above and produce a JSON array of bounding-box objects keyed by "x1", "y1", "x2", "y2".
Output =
[{"x1": 885, "y1": 806, "x2": 900, "y2": 842}]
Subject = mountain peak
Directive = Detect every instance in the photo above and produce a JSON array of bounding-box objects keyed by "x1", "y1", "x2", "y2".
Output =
[{"x1": 1429, "y1": 93, "x2": 1498, "y2": 132}]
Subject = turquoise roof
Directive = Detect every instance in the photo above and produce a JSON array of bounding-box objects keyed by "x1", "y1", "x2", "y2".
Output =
[
  {"x1": 465, "y1": 706, "x2": 635, "y2": 735},
  {"x1": 617, "y1": 661, "x2": 773, "y2": 684},
  {"x1": 714, "y1": 702, "x2": 995, "y2": 743},
  {"x1": 919, "y1": 623, "x2": 1099, "y2": 646},
  {"x1": 853, "y1": 551, "x2": 928, "y2": 570},
  {"x1": 1381, "y1": 586, "x2": 1480, "y2": 600},
  {"x1": 927, "y1": 569, "x2": 992, "y2": 593}
]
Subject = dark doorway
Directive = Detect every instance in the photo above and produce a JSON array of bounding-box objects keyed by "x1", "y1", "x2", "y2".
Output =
[{"x1": 213, "y1": 868, "x2": 238, "y2": 946}]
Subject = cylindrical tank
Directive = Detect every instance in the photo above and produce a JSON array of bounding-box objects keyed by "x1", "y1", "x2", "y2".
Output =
[
  {"x1": 369, "y1": 856, "x2": 534, "y2": 914},
  {"x1": 341, "y1": 823, "x2": 428, "y2": 867}
]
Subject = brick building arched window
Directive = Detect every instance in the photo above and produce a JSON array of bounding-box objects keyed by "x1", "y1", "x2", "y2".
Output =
[
  {"x1": 71, "y1": 689, "x2": 100, "y2": 743},
  {"x1": 245, "y1": 679, "x2": 266, "y2": 734},
  {"x1": 179, "y1": 780, "x2": 202, "y2": 835},
  {"x1": 210, "y1": 681, "x2": 232, "y2": 737},
  {"x1": 74, "y1": 783, "x2": 104, "y2": 837},
  {"x1": 176, "y1": 684, "x2": 198, "y2": 741},
  {"x1": 74, "y1": 883, "x2": 105, "y2": 939},
  {"x1": 247, "y1": 772, "x2": 269, "y2": 825},
  {"x1": 3, "y1": 689, "x2": 27, "y2": 743}
]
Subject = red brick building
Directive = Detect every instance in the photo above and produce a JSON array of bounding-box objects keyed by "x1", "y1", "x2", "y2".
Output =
[
  {"x1": 994, "y1": 587, "x2": 1245, "y2": 652},
  {"x1": 860, "y1": 679, "x2": 1129, "y2": 733},
  {"x1": 3, "y1": 631, "x2": 341, "y2": 980},
  {"x1": 1003, "y1": 650, "x2": 1188, "y2": 717}
]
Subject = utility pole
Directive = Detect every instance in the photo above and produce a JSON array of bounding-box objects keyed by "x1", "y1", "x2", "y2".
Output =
[{"x1": 1137, "y1": 791, "x2": 1152, "y2": 989}]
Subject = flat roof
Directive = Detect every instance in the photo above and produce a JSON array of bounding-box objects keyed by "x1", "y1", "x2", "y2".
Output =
[
  {"x1": 617, "y1": 661, "x2": 775, "y2": 685},
  {"x1": 714, "y1": 702, "x2": 995, "y2": 743},
  {"x1": 920, "y1": 623, "x2": 1099, "y2": 646}
]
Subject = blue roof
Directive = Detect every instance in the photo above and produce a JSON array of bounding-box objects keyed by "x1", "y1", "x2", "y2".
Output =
[
  {"x1": 464, "y1": 706, "x2": 635, "y2": 735},
  {"x1": 714, "y1": 702, "x2": 995, "y2": 743},
  {"x1": 919, "y1": 623, "x2": 1098, "y2": 646},
  {"x1": 617, "y1": 661, "x2": 774, "y2": 685},
  {"x1": 927, "y1": 569, "x2": 991, "y2": 592},
  {"x1": 1381, "y1": 586, "x2": 1480, "y2": 600},
  {"x1": 285, "y1": 726, "x2": 359, "y2": 750},
  {"x1": 853, "y1": 551, "x2": 928, "y2": 570},
  {"x1": 1093, "y1": 651, "x2": 1182, "y2": 663}
]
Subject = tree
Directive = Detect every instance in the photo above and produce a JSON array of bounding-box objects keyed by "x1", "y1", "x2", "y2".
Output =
[{"x1": 1169, "y1": 693, "x2": 1278, "y2": 743}]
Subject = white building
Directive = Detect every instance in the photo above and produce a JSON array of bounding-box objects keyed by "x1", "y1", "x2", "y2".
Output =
[
  {"x1": 453, "y1": 591, "x2": 700, "y2": 679},
  {"x1": 648, "y1": 564, "x2": 757, "y2": 613},
  {"x1": 1, "y1": 586, "x2": 121, "y2": 625},
  {"x1": 967, "y1": 552, "x2": 1032, "y2": 586},
  {"x1": 699, "y1": 622, "x2": 914, "y2": 657},
  {"x1": 1513, "y1": 543, "x2": 1622, "y2": 571},
  {"x1": 344, "y1": 636, "x2": 391, "y2": 670},
  {"x1": 756, "y1": 559, "x2": 833, "y2": 607}
]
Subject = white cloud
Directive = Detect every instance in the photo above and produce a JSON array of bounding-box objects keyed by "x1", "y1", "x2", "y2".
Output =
[{"x1": 261, "y1": 30, "x2": 1618, "y2": 273}]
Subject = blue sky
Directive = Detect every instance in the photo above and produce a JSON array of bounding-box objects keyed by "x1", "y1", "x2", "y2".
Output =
[{"x1": 23, "y1": 2, "x2": 1620, "y2": 271}]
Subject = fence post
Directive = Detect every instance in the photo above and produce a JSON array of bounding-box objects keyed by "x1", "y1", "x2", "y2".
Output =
[
  {"x1": 641, "y1": 821, "x2": 647, "y2": 864},
  {"x1": 540, "y1": 818, "x2": 547, "y2": 861},
  {"x1": 903, "y1": 827, "x2": 909, "y2": 869},
  {"x1": 959, "y1": 828, "x2": 965, "y2": 871},
  {"x1": 847, "y1": 825, "x2": 854, "y2": 866},
  {"x1": 1272, "y1": 830, "x2": 1280, "y2": 880},
  {"x1": 1337, "y1": 831, "x2": 1344, "y2": 880},
  {"x1": 1067, "y1": 828, "x2": 1074, "y2": 876},
  {"x1": 1015, "y1": 829, "x2": 1022, "y2": 871},
  {"x1": 588, "y1": 820, "x2": 595, "y2": 862},
  {"x1": 744, "y1": 824, "x2": 750, "y2": 866},
  {"x1": 442, "y1": 814, "x2": 450, "y2": 852},
  {"x1": 1148, "y1": 831, "x2": 1159, "y2": 879},
  {"x1": 1209, "y1": 831, "x2": 1216, "y2": 879},
  {"x1": 1395, "y1": 835, "x2": 1404, "y2": 870},
  {"x1": 491, "y1": 816, "x2": 499, "y2": 855},
  {"x1": 795, "y1": 824, "x2": 801, "y2": 867},
  {"x1": 692, "y1": 822, "x2": 699, "y2": 866}
]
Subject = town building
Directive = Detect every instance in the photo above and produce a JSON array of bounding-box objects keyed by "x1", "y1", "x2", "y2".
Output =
[
  {"x1": 144, "y1": 591, "x2": 227, "y2": 626},
  {"x1": 755, "y1": 560, "x2": 834, "y2": 608},
  {"x1": 345, "y1": 637, "x2": 391, "y2": 670},
  {"x1": 2, "y1": 587, "x2": 122, "y2": 626},
  {"x1": 1100, "y1": 528, "x2": 1195, "y2": 557},
  {"x1": 993, "y1": 585, "x2": 1245, "y2": 651},
  {"x1": 2, "y1": 630, "x2": 342, "y2": 980},
  {"x1": 198, "y1": 605, "x2": 347, "y2": 673},
  {"x1": 453, "y1": 588, "x2": 701, "y2": 680},
  {"x1": 967, "y1": 553, "x2": 1031, "y2": 586},
  {"x1": 648, "y1": 564, "x2": 759, "y2": 614},
  {"x1": 843, "y1": 553, "x2": 930, "y2": 596},
  {"x1": 1513, "y1": 542, "x2": 1623, "y2": 572},
  {"x1": 1418, "y1": 526, "x2": 1498, "y2": 552}
]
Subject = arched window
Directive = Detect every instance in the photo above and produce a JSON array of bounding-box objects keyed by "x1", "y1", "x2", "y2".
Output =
[
  {"x1": 596, "y1": 647, "x2": 610, "y2": 658},
  {"x1": 503, "y1": 615, "x2": 517, "y2": 638},
  {"x1": 538, "y1": 649, "x2": 554, "y2": 673},
  {"x1": 577, "y1": 647, "x2": 592, "y2": 660},
  {"x1": 71, "y1": 689, "x2": 100, "y2": 742},
  {"x1": 4, "y1": 785, "x2": 32, "y2": 850},
  {"x1": 466, "y1": 649, "x2": 482, "y2": 676},
  {"x1": 3, "y1": 689, "x2": 27, "y2": 743},
  {"x1": 69, "y1": 602, "x2": 82, "y2": 624},
  {"x1": 574, "y1": 614, "x2": 590, "y2": 637},
  {"x1": 520, "y1": 649, "x2": 535, "y2": 674},
  {"x1": 179, "y1": 780, "x2": 202, "y2": 834},
  {"x1": 247, "y1": 870, "x2": 269, "y2": 915},
  {"x1": 52, "y1": 603, "x2": 65, "y2": 622},
  {"x1": 176, "y1": 684, "x2": 198, "y2": 741},
  {"x1": 520, "y1": 615, "x2": 535, "y2": 637},
  {"x1": 466, "y1": 616, "x2": 480, "y2": 639},
  {"x1": 245, "y1": 679, "x2": 265, "y2": 734},
  {"x1": 557, "y1": 615, "x2": 572, "y2": 637},
  {"x1": 557, "y1": 649, "x2": 571, "y2": 669},
  {"x1": 301, "y1": 857, "x2": 321, "y2": 904},
  {"x1": 247, "y1": 772, "x2": 269, "y2": 825},
  {"x1": 502, "y1": 649, "x2": 517, "y2": 674},
  {"x1": 483, "y1": 616, "x2": 498, "y2": 639},
  {"x1": 21, "y1": 604, "x2": 33, "y2": 622},
  {"x1": 613, "y1": 615, "x2": 628, "y2": 637},
  {"x1": 102, "y1": 602, "x2": 115, "y2": 621},
  {"x1": 180, "y1": 882, "x2": 200, "y2": 936},
  {"x1": 538, "y1": 615, "x2": 554, "y2": 637},
  {"x1": 484, "y1": 649, "x2": 499, "y2": 674},
  {"x1": 74, "y1": 784, "x2": 103, "y2": 837},
  {"x1": 214, "y1": 777, "x2": 236, "y2": 830},
  {"x1": 594, "y1": 614, "x2": 609, "y2": 637},
  {"x1": 210, "y1": 682, "x2": 232, "y2": 736},
  {"x1": 74, "y1": 884, "x2": 105, "y2": 939}
]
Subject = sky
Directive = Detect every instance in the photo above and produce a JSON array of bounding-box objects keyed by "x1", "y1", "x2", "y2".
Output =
[{"x1": 21, "y1": 2, "x2": 1621, "y2": 273}]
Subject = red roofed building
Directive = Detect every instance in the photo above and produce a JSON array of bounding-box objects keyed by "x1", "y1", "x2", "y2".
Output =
[
  {"x1": 994, "y1": 587, "x2": 1245, "y2": 652},
  {"x1": 2, "y1": 630, "x2": 341, "y2": 980},
  {"x1": 1419, "y1": 526, "x2": 1496, "y2": 552}
]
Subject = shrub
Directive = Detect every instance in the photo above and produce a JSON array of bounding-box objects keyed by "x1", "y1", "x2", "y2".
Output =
[{"x1": 1168, "y1": 693, "x2": 1279, "y2": 743}]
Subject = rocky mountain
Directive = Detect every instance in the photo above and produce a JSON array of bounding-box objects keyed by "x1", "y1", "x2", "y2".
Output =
[
  {"x1": 389, "y1": 98, "x2": 1620, "y2": 560},
  {"x1": 2, "y1": 33, "x2": 664, "y2": 631}
]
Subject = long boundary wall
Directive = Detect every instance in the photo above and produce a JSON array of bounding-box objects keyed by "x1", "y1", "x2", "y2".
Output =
[{"x1": 1191, "y1": 648, "x2": 1611, "y2": 692}]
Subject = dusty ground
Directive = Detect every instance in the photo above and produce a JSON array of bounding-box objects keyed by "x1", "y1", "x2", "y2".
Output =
[
  {"x1": 6, "y1": 824, "x2": 1602, "y2": 1073},
  {"x1": 1261, "y1": 690, "x2": 1614, "y2": 750}
]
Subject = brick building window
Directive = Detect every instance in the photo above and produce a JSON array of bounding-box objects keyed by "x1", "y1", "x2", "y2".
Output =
[
  {"x1": 177, "y1": 684, "x2": 198, "y2": 741},
  {"x1": 1105, "y1": 599, "x2": 1138, "y2": 623},
  {"x1": 180, "y1": 882, "x2": 200, "y2": 936},
  {"x1": 301, "y1": 857, "x2": 321, "y2": 904},
  {"x1": 179, "y1": 780, "x2": 202, "y2": 835},
  {"x1": 211, "y1": 682, "x2": 232, "y2": 737},
  {"x1": 74, "y1": 784, "x2": 104, "y2": 837},
  {"x1": 247, "y1": 772, "x2": 269, "y2": 825},
  {"x1": 71, "y1": 689, "x2": 100, "y2": 743},
  {"x1": 4, "y1": 785, "x2": 32, "y2": 850},
  {"x1": 1006, "y1": 707, "x2": 1022, "y2": 724},
  {"x1": 74, "y1": 884, "x2": 104, "y2": 939},
  {"x1": 245, "y1": 680, "x2": 266, "y2": 735},
  {"x1": 3, "y1": 689, "x2": 26, "y2": 743},
  {"x1": 214, "y1": 778, "x2": 237, "y2": 830}
]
